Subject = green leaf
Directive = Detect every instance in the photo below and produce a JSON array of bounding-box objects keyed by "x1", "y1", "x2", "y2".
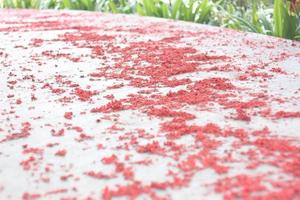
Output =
[
  {"x1": 161, "y1": 3, "x2": 169, "y2": 18},
  {"x1": 198, "y1": 0, "x2": 212, "y2": 23},
  {"x1": 62, "y1": 0, "x2": 73, "y2": 9},
  {"x1": 230, "y1": 15, "x2": 260, "y2": 33},
  {"x1": 171, "y1": 0, "x2": 182, "y2": 19},
  {"x1": 142, "y1": 0, "x2": 154, "y2": 16},
  {"x1": 274, "y1": 0, "x2": 284, "y2": 37},
  {"x1": 136, "y1": 3, "x2": 146, "y2": 16},
  {"x1": 108, "y1": 0, "x2": 118, "y2": 13}
]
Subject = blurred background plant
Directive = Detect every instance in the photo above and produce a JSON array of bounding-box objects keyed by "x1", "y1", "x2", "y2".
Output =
[{"x1": 0, "y1": 0, "x2": 299, "y2": 40}]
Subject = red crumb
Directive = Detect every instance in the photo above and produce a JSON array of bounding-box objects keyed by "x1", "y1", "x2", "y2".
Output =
[
  {"x1": 55, "y1": 149, "x2": 67, "y2": 157},
  {"x1": 1, "y1": 122, "x2": 31, "y2": 142},
  {"x1": 274, "y1": 111, "x2": 300, "y2": 119},
  {"x1": 22, "y1": 192, "x2": 41, "y2": 200},
  {"x1": 64, "y1": 112, "x2": 73, "y2": 120},
  {"x1": 51, "y1": 129, "x2": 65, "y2": 137},
  {"x1": 91, "y1": 100, "x2": 125, "y2": 113},
  {"x1": 74, "y1": 88, "x2": 95, "y2": 101},
  {"x1": 85, "y1": 171, "x2": 116, "y2": 179},
  {"x1": 2, "y1": 11, "x2": 300, "y2": 200},
  {"x1": 16, "y1": 98, "x2": 22, "y2": 104},
  {"x1": 102, "y1": 154, "x2": 118, "y2": 164}
]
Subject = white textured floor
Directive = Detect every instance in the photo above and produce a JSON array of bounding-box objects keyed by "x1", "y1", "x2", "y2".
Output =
[{"x1": 0, "y1": 9, "x2": 300, "y2": 200}]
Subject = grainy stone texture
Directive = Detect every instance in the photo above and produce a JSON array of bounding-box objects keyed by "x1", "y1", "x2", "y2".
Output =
[{"x1": 0, "y1": 9, "x2": 300, "y2": 200}]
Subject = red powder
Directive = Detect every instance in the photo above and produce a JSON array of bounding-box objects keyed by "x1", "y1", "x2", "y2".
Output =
[
  {"x1": 20, "y1": 156, "x2": 35, "y2": 170},
  {"x1": 235, "y1": 109, "x2": 251, "y2": 121},
  {"x1": 137, "y1": 141, "x2": 164, "y2": 154},
  {"x1": 85, "y1": 171, "x2": 116, "y2": 179},
  {"x1": 74, "y1": 88, "x2": 94, "y2": 101},
  {"x1": 69, "y1": 126, "x2": 83, "y2": 133},
  {"x1": 274, "y1": 111, "x2": 300, "y2": 119},
  {"x1": 2, "y1": 10, "x2": 300, "y2": 200},
  {"x1": 30, "y1": 38, "x2": 43, "y2": 47},
  {"x1": 146, "y1": 106, "x2": 195, "y2": 120},
  {"x1": 55, "y1": 149, "x2": 67, "y2": 157},
  {"x1": 102, "y1": 154, "x2": 118, "y2": 164},
  {"x1": 1, "y1": 122, "x2": 31, "y2": 142},
  {"x1": 60, "y1": 174, "x2": 73, "y2": 181},
  {"x1": 202, "y1": 123, "x2": 222, "y2": 134},
  {"x1": 91, "y1": 100, "x2": 125, "y2": 113},
  {"x1": 23, "y1": 147, "x2": 43, "y2": 155},
  {"x1": 102, "y1": 183, "x2": 151, "y2": 200},
  {"x1": 64, "y1": 112, "x2": 73, "y2": 120},
  {"x1": 76, "y1": 133, "x2": 93, "y2": 142},
  {"x1": 44, "y1": 189, "x2": 68, "y2": 196},
  {"x1": 22, "y1": 193, "x2": 41, "y2": 200},
  {"x1": 107, "y1": 83, "x2": 124, "y2": 89},
  {"x1": 215, "y1": 175, "x2": 266, "y2": 199},
  {"x1": 16, "y1": 98, "x2": 22, "y2": 104},
  {"x1": 51, "y1": 129, "x2": 65, "y2": 137},
  {"x1": 92, "y1": 46, "x2": 104, "y2": 55}
]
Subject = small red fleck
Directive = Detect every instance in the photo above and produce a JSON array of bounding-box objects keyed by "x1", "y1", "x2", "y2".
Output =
[
  {"x1": 30, "y1": 38, "x2": 43, "y2": 47},
  {"x1": 46, "y1": 143, "x2": 59, "y2": 147},
  {"x1": 97, "y1": 144, "x2": 104, "y2": 150},
  {"x1": 76, "y1": 133, "x2": 93, "y2": 142},
  {"x1": 70, "y1": 126, "x2": 83, "y2": 133},
  {"x1": 23, "y1": 147, "x2": 43, "y2": 155},
  {"x1": 74, "y1": 88, "x2": 95, "y2": 101},
  {"x1": 102, "y1": 154, "x2": 118, "y2": 164},
  {"x1": 55, "y1": 149, "x2": 67, "y2": 157},
  {"x1": 85, "y1": 171, "x2": 116, "y2": 179},
  {"x1": 60, "y1": 174, "x2": 73, "y2": 181},
  {"x1": 44, "y1": 188, "x2": 68, "y2": 196},
  {"x1": 31, "y1": 94, "x2": 37, "y2": 101},
  {"x1": 91, "y1": 100, "x2": 125, "y2": 113},
  {"x1": 274, "y1": 111, "x2": 300, "y2": 119},
  {"x1": 107, "y1": 83, "x2": 124, "y2": 89},
  {"x1": 22, "y1": 192, "x2": 41, "y2": 200},
  {"x1": 64, "y1": 112, "x2": 73, "y2": 120},
  {"x1": 51, "y1": 129, "x2": 65, "y2": 137},
  {"x1": 20, "y1": 156, "x2": 35, "y2": 170},
  {"x1": 2, "y1": 122, "x2": 31, "y2": 142},
  {"x1": 16, "y1": 98, "x2": 22, "y2": 104},
  {"x1": 203, "y1": 123, "x2": 221, "y2": 134}
]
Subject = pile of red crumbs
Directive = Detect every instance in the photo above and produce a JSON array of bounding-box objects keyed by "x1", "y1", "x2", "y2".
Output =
[{"x1": 0, "y1": 9, "x2": 300, "y2": 200}]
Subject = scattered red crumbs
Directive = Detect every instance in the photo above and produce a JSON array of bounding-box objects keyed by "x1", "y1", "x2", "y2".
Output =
[
  {"x1": 30, "y1": 38, "x2": 43, "y2": 47},
  {"x1": 137, "y1": 141, "x2": 165, "y2": 154},
  {"x1": 146, "y1": 106, "x2": 196, "y2": 120},
  {"x1": 22, "y1": 192, "x2": 41, "y2": 200},
  {"x1": 51, "y1": 128, "x2": 65, "y2": 137},
  {"x1": 91, "y1": 100, "x2": 125, "y2": 113},
  {"x1": 55, "y1": 149, "x2": 67, "y2": 157},
  {"x1": 16, "y1": 98, "x2": 22, "y2": 104},
  {"x1": 60, "y1": 174, "x2": 73, "y2": 181},
  {"x1": 75, "y1": 133, "x2": 93, "y2": 142},
  {"x1": 69, "y1": 126, "x2": 83, "y2": 133},
  {"x1": 85, "y1": 171, "x2": 116, "y2": 179},
  {"x1": 20, "y1": 156, "x2": 36, "y2": 170},
  {"x1": 1, "y1": 9, "x2": 300, "y2": 200},
  {"x1": 64, "y1": 112, "x2": 73, "y2": 120},
  {"x1": 102, "y1": 154, "x2": 118, "y2": 164},
  {"x1": 23, "y1": 147, "x2": 43, "y2": 155},
  {"x1": 74, "y1": 88, "x2": 95, "y2": 101},
  {"x1": 1, "y1": 122, "x2": 31, "y2": 142},
  {"x1": 273, "y1": 111, "x2": 300, "y2": 119}
]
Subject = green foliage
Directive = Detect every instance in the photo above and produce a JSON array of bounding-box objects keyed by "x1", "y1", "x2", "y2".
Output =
[
  {"x1": 136, "y1": 0, "x2": 213, "y2": 23},
  {"x1": 274, "y1": 0, "x2": 299, "y2": 39},
  {"x1": 1, "y1": 0, "x2": 41, "y2": 8},
  {"x1": 0, "y1": 0, "x2": 299, "y2": 41},
  {"x1": 215, "y1": 0, "x2": 300, "y2": 40}
]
